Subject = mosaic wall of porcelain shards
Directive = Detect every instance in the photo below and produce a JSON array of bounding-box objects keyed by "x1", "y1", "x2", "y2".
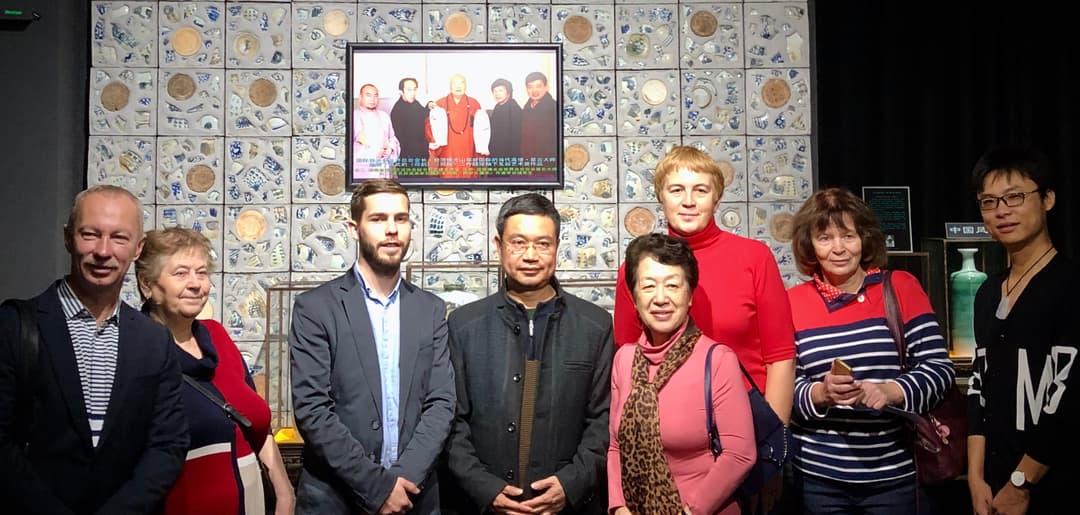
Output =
[{"x1": 89, "y1": 0, "x2": 813, "y2": 365}]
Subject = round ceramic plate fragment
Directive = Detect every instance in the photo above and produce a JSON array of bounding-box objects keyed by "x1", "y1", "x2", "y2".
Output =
[
  {"x1": 235, "y1": 209, "x2": 268, "y2": 241},
  {"x1": 691, "y1": 85, "x2": 713, "y2": 108},
  {"x1": 563, "y1": 15, "x2": 593, "y2": 44},
  {"x1": 624, "y1": 207, "x2": 657, "y2": 237},
  {"x1": 769, "y1": 212, "x2": 794, "y2": 243},
  {"x1": 317, "y1": 164, "x2": 346, "y2": 196},
  {"x1": 171, "y1": 26, "x2": 202, "y2": 56},
  {"x1": 248, "y1": 78, "x2": 277, "y2": 107},
  {"x1": 167, "y1": 73, "x2": 196, "y2": 101},
  {"x1": 564, "y1": 143, "x2": 589, "y2": 171},
  {"x1": 234, "y1": 32, "x2": 260, "y2": 58},
  {"x1": 690, "y1": 11, "x2": 718, "y2": 38},
  {"x1": 445, "y1": 12, "x2": 473, "y2": 40},
  {"x1": 640, "y1": 79, "x2": 668, "y2": 106},
  {"x1": 625, "y1": 33, "x2": 650, "y2": 59},
  {"x1": 185, "y1": 164, "x2": 215, "y2": 193},
  {"x1": 100, "y1": 82, "x2": 130, "y2": 112},
  {"x1": 717, "y1": 160, "x2": 736, "y2": 190},
  {"x1": 323, "y1": 9, "x2": 350, "y2": 37},
  {"x1": 761, "y1": 78, "x2": 791, "y2": 109},
  {"x1": 720, "y1": 208, "x2": 742, "y2": 229}
]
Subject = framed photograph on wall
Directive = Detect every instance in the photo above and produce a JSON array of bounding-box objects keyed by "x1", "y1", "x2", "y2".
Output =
[{"x1": 346, "y1": 43, "x2": 563, "y2": 188}]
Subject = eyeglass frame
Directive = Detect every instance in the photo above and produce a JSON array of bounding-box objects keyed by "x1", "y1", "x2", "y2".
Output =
[
  {"x1": 498, "y1": 236, "x2": 557, "y2": 256},
  {"x1": 976, "y1": 189, "x2": 1042, "y2": 211}
]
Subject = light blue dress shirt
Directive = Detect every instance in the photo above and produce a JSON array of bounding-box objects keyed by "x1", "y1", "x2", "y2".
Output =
[{"x1": 354, "y1": 264, "x2": 401, "y2": 468}]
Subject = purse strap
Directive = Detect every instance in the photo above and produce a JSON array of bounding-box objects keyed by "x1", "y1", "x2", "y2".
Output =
[
  {"x1": 183, "y1": 374, "x2": 253, "y2": 430},
  {"x1": 705, "y1": 343, "x2": 760, "y2": 459},
  {"x1": 881, "y1": 271, "x2": 908, "y2": 371},
  {"x1": 3, "y1": 298, "x2": 39, "y2": 444},
  {"x1": 882, "y1": 271, "x2": 930, "y2": 514}
]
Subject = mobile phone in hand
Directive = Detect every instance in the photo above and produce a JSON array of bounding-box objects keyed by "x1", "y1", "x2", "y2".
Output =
[{"x1": 830, "y1": 358, "x2": 853, "y2": 376}]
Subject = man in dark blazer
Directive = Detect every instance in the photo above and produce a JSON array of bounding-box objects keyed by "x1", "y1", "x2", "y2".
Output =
[
  {"x1": 441, "y1": 193, "x2": 614, "y2": 514},
  {"x1": 290, "y1": 179, "x2": 455, "y2": 514},
  {"x1": 0, "y1": 185, "x2": 188, "y2": 514}
]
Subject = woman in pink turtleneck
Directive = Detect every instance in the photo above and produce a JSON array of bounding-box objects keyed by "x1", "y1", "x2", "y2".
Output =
[
  {"x1": 609, "y1": 234, "x2": 756, "y2": 515},
  {"x1": 613, "y1": 146, "x2": 795, "y2": 513}
]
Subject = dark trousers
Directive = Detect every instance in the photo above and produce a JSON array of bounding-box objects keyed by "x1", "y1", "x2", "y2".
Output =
[{"x1": 792, "y1": 472, "x2": 927, "y2": 515}]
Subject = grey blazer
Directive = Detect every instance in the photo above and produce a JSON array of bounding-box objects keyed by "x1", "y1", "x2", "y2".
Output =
[{"x1": 290, "y1": 271, "x2": 455, "y2": 514}]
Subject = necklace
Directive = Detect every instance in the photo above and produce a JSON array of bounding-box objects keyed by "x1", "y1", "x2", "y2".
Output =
[
  {"x1": 446, "y1": 95, "x2": 472, "y2": 135},
  {"x1": 995, "y1": 245, "x2": 1055, "y2": 319}
]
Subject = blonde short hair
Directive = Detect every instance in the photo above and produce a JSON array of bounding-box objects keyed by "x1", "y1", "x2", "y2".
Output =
[
  {"x1": 652, "y1": 146, "x2": 725, "y2": 197},
  {"x1": 64, "y1": 185, "x2": 144, "y2": 241}
]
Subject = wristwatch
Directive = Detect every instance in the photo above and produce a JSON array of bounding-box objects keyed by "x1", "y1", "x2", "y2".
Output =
[{"x1": 1010, "y1": 470, "x2": 1032, "y2": 489}]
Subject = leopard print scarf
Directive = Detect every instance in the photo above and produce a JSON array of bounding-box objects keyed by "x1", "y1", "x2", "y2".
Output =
[{"x1": 617, "y1": 322, "x2": 701, "y2": 515}]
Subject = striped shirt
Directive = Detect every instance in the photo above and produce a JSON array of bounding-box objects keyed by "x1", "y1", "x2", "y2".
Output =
[
  {"x1": 788, "y1": 270, "x2": 955, "y2": 483},
  {"x1": 57, "y1": 280, "x2": 120, "y2": 447}
]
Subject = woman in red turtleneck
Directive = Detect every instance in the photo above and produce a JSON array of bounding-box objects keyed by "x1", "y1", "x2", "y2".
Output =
[{"x1": 613, "y1": 146, "x2": 796, "y2": 511}]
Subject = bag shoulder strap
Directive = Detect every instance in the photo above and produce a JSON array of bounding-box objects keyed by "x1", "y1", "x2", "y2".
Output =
[
  {"x1": 881, "y1": 271, "x2": 908, "y2": 370},
  {"x1": 706, "y1": 342, "x2": 765, "y2": 459},
  {"x1": 3, "y1": 298, "x2": 39, "y2": 441},
  {"x1": 705, "y1": 344, "x2": 722, "y2": 458},
  {"x1": 182, "y1": 374, "x2": 253, "y2": 430}
]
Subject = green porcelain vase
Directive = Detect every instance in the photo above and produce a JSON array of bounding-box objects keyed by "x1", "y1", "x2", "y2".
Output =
[{"x1": 950, "y1": 248, "x2": 987, "y2": 357}]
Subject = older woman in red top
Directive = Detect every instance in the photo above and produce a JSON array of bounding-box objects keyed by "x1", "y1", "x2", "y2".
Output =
[
  {"x1": 609, "y1": 234, "x2": 755, "y2": 515},
  {"x1": 136, "y1": 228, "x2": 295, "y2": 515}
]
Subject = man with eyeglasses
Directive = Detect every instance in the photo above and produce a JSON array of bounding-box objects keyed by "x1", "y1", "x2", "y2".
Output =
[
  {"x1": 440, "y1": 193, "x2": 614, "y2": 515},
  {"x1": 967, "y1": 146, "x2": 1079, "y2": 515}
]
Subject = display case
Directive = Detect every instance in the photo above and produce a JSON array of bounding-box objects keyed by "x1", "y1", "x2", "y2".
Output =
[
  {"x1": 886, "y1": 251, "x2": 930, "y2": 292},
  {"x1": 922, "y1": 237, "x2": 1008, "y2": 362},
  {"x1": 261, "y1": 280, "x2": 323, "y2": 485}
]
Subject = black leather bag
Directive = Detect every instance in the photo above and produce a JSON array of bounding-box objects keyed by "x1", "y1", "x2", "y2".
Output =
[
  {"x1": 705, "y1": 344, "x2": 792, "y2": 497},
  {"x1": 3, "y1": 298, "x2": 39, "y2": 445}
]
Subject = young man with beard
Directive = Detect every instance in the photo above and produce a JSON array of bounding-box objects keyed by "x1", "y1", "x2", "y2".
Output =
[
  {"x1": 290, "y1": 179, "x2": 455, "y2": 515},
  {"x1": 441, "y1": 193, "x2": 613, "y2": 515},
  {"x1": 967, "y1": 147, "x2": 1079, "y2": 515}
]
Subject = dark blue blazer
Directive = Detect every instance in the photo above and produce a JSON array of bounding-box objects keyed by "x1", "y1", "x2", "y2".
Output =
[
  {"x1": 290, "y1": 271, "x2": 456, "y2": 515},
  {"x1": 0, "y1": 281, "x2": 189, "y2": 514}
]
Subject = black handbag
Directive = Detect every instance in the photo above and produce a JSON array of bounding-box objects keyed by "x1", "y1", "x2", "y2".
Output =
[
  {"x1": 705, "y1": 343, "x2": 792, "y2": 497},
  {"x1": 3, "y1": 298, "x2": 39, "y2": 445}
]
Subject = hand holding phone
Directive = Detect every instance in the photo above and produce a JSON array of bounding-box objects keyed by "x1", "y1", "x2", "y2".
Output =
[{"x1": 830, "y1": 358, "x2": 853, "y2": 376}]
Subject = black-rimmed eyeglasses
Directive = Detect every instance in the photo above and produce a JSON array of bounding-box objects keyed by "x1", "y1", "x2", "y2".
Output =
[{"x1": 977, "y1": 189, "x2": 1041, "y2": 211}]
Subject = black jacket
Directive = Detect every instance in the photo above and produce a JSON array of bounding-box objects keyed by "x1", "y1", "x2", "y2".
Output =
[
  {"x1": 441, "y1": 282, "x2": 613, "y2": 514},
  {"x1": 0, "y1": 281, "x2": 188, "y2": 514},
  {"x1": 488, "y1": 100, "x2": 522, "y2": 158}
]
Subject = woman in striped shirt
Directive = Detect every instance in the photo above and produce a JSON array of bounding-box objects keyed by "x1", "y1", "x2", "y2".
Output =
[{"x1": 786, "y1": 188, "x2": 955, "y2": 514}]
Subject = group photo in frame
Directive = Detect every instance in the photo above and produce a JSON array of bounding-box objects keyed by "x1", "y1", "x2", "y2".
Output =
[{"x1": 346, "y1": 43, "x2": 563, "y2": 188}]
